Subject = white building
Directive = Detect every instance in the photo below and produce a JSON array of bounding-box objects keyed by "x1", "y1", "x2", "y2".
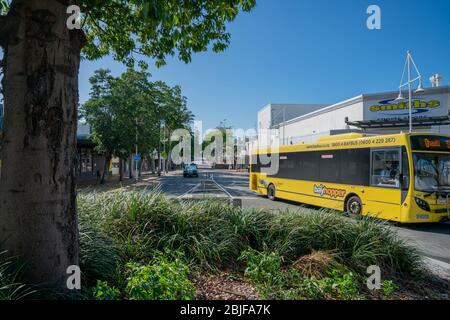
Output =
[
  {"x1": 257, "y1": 84, "x2": 450, "y2": 147},
  {"x1": 257, "y1": 103, "x2": 328, "y2": 147}
]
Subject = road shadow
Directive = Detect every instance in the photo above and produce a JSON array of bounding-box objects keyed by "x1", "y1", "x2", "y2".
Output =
[
  {"x1": 399, "y1": 222, "x2": 450, "y2": 235},
  {"x1": 260, "y1": 197, "x2": 450, "y2": 236},
  {"x1": 256, "y1": 195, "x2": 338, "y2": 212}
]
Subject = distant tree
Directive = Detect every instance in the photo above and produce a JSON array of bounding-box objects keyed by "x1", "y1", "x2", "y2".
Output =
[
  {"x1": 160, "y1": 85, "x2": 193, "y2": 172},
  {"x1": 82, "y1": 68, "x2": 156, "y2": 183},
  {"x1": 82, "y1": 69, "x2": 193, "y2": 181},
  {"x1": 110, "y1": 69, "x2": 160, "y2": 180},
  {"x1": 203, "y1": 121, "x2": 233, "y2": 166}
]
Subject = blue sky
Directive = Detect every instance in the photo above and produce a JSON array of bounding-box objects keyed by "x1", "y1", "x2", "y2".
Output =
[{"x1": 79, "y1": 0, "x2": 450, "y2": 131}]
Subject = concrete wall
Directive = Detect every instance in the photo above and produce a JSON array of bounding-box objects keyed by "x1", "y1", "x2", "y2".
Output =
[
  {"x1": 257, "y1": 103, "x2": 328, "y2": 147},
  {"x1": 279, "y1": 100, "x2": 364, "y2": 145},
  {"x1": 270, "y1": 104, "x2": 328, "y2": 127}
]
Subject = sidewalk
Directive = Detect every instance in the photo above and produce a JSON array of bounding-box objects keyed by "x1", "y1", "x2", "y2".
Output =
[{"x1": 77, "y1": 171, "x2": 169, "y2": 193}]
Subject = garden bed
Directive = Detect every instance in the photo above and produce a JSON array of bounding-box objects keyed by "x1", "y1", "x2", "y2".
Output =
[{"x1": 1, "y1": 191, "x2": 449, "y2": 300}]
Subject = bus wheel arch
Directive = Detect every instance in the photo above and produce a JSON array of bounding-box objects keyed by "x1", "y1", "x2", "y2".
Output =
[
  {"x1": 344, "y1": 193, "x2": 362, "y2": 215},
  {"x1": 267, "y1": 184, "x2": 276, "y2": 201}
]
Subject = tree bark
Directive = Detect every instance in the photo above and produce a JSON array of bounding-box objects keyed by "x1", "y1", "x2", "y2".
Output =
[
  {"x1": 139, "y1": 157, "x2": 144, "y2": 177},
  {"x1": 100, "y1": 153, "x2": 111, "y2": 184},
  {"x1": 128, "y1": 156, "x2": 132, "y2": 179},
  {"x1": 157, "y1": 133, "x2": 161, "y2": 176},
  {"x1": 119, "y1": 158, "x2": 123, "y2": 182},
  {"x1": 150, "y1": 154, "x2": 155, "y2": 174},
  {"x1": 0, "y1": 0, "x2": 85, "y2": 289}
]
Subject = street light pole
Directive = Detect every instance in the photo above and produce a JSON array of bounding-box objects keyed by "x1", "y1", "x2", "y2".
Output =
[
  {"x1": 135, "y1": 117, "x2": 138, "y2": 182},
  {"x1": 407, "y1": 51, "x2": 412, "y2": 133},
  {"x1": 163, "y1": 124, "x2": 166, "y2": 174},
  {"x1": 283, "y1": 106, "x2": 285, "y2": 145},
  {"x1": 396, "y1": 50, "x2": 425, "y2": 134},
  {"x1": 157, "y1": 120, "x2": 161, "y2": 177}
]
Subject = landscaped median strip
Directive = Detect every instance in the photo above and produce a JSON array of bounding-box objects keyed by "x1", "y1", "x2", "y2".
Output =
[{"x1": 1, "y1": 190, "x2": 448, "y2": 300}]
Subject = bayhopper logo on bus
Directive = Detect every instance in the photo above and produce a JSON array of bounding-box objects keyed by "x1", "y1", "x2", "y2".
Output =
[{"x1": 313, "y1": 184, "x2": 346, "y2": 198}]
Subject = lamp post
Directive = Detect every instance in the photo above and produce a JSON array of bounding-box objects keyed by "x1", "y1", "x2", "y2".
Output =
[
  {"x1": 158, "y1": 120, "x2": 161, "y2": 176},
  {"x1": 396, "y1": 50, "x2": 425, "y2": 133},
  {"x1": 135, "y1": 117, "x2": 139, "y2": 183}
]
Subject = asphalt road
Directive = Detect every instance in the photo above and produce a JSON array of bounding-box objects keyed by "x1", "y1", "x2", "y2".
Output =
[{"x1": 151, "y1": 169, "x2": 450, "y2": 273}]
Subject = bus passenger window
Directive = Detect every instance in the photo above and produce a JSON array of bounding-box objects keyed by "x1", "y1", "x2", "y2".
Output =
[
  {"x1": 402, "y1": 150, "x2": 410, "y2": 190},
  {"x1": 371, "y1": 150, "x2": 401, "y2": 188}
]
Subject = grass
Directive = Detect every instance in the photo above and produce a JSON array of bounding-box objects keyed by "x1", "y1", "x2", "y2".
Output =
[
  {"x1": 0, "y1": 251, "x2": 35, "y2": 300},
  {"x1": 76, "y1": 190, "x2": 425, "y2": 300},
  {"x1": 78, "y1": 191, "x2": 422, "y2": 275},
  {"x1": 0, "y1": 190, "x2": 428, "y2": 300}
]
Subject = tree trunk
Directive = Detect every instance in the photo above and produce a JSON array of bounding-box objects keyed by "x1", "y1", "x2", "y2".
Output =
[
  {"x1": 139, "y1": 157, "x2": 144, "y2": 177},
  {"x1": 100, "y1": 153, "x2": 111, "y2": 184},
  {"x1": 128, "y1": 156, "x2": 132, "y2": 179},
  {"x1": 119, "y1": 158, "x2": 123, "y2": 182},
  {"x1": 157, "y1": 140, "x2": 161, "y2": 176},
  {"x1": 0, "y1": 0, "x2": 85, "y2": 289},
  {"x1": 150, "y1": 154, "x2": 155, "y2": 174},
  {"x1": 166, "y1": 146, "x2": 173, "y2": 173},
  {"x1": 166, "y1": 131, "x2": 172, "y2": 173}
]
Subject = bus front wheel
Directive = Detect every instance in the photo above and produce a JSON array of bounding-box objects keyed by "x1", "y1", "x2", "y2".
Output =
[
  {"x1": 267, "y1": 184, "x2": 276, "y2": 201},
  {"x1": 346, "y1": 196, "x2": 362, "y2": 215}
]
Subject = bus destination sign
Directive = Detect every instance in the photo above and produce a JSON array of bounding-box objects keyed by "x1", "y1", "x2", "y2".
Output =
[{"x1": 410, "y1": 136, "x2": 450, "y2": 151}]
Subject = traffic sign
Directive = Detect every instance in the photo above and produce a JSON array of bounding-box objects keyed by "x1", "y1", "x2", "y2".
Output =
[{"x1": 134, "y1": 154, "x2": 141, "y2": 161}]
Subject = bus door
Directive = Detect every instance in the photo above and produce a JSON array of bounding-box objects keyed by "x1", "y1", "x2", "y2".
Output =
[{"x1": 364, "y1": 148, "x2": 402, "y2": 221}]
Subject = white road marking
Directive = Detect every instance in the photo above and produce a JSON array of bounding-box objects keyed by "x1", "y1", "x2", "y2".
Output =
[
  {"x1": 211, "y1": 179, "x2": 234, "y2": 199},
  {"x1": 178, "y1": 183, "x2": 201, "y2": 199}
]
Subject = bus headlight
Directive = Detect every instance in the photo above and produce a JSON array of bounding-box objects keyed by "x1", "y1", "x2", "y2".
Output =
[{"x1": 415, "y1": 197, "x2": 431, "y2": 212}]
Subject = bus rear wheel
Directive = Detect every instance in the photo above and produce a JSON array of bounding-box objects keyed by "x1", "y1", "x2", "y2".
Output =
[
  {"x1": 267, "y1": 184, "x2": 276, "y2": 201},
  {"x1": 346, "y1": 196, "x2": 362, "y2": 215}
]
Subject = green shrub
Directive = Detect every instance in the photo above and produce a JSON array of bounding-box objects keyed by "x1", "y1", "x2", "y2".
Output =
[
  {"x1": 318, "y1": 269, "x2": 363, "y2": 300},
  {"x1": 238, "y1": 249, "x2": 285, "y2": 298},
  {"x1": 0, "y1": 251, "x2": 34, "y2": 300},
  {"x1": 239, "y1": 249, "x2": 283, "y2": 287},
  {"x1": 125, "y1": 251, "x2": 196, "y2": 300},
  {"x1": 78, "y1": 192, "x2": 244, "y2": 267},
  {"x1": 92, "y1": 280, "x2": 121, "y2": 300},
  {"x1": 381, "y1": 279, "x2": 397, "y2": 298},
  {"x1": 238, "y1": 249, "x2": 363, "y2": 300},
  {"x1": 78, "y1": 212, "x2": 121, "y2": 288},
  {"x1": 285, "y1": 267, "x2": 363, "y2": 300},
  {"x1": 266, "y1": 210, "x2": 422, "y2": 277},
  {"x1": 77, "y1": 190, "x2": 423, "y2": 300}
]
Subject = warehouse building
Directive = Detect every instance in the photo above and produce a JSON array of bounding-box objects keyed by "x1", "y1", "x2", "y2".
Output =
[
  {"x1": 257, "y1": 81, "x2": 450, "y2": 147},
  {"x1": 257, "y1": 103, "x2": 329, "y2": 147}
]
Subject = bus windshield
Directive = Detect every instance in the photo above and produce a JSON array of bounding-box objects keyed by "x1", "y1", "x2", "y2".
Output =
[{"x1": 413, "y1": 153, "x2": 450, "y2": 192}]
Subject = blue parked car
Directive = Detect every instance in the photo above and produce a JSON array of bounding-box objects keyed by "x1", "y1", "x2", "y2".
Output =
[{"x1": 183, "y1": 163, "x2": 199, "y2": 177}]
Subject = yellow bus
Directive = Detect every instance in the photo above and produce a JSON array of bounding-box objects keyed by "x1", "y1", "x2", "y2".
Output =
[{"x1": 250, "y1": 132, "x2": 450, "y2": 223}]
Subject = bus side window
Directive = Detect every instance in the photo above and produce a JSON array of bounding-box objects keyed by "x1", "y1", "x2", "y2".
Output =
[
  {"x1": 401, "y1": 150, "x2": 410, "y2": 190},
  {"x1": 371, "y1": 150, "x2": 401, "y2": 188}
]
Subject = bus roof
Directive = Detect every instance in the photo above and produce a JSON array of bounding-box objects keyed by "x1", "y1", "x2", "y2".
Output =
[{"x1": 252, "y1": 132, "x2": 450, "y2": 154}]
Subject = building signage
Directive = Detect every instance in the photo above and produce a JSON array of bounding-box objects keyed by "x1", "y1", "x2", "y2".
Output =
[{"x1": 363, "y1": 92, "x2": 448, "y2": 121}]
